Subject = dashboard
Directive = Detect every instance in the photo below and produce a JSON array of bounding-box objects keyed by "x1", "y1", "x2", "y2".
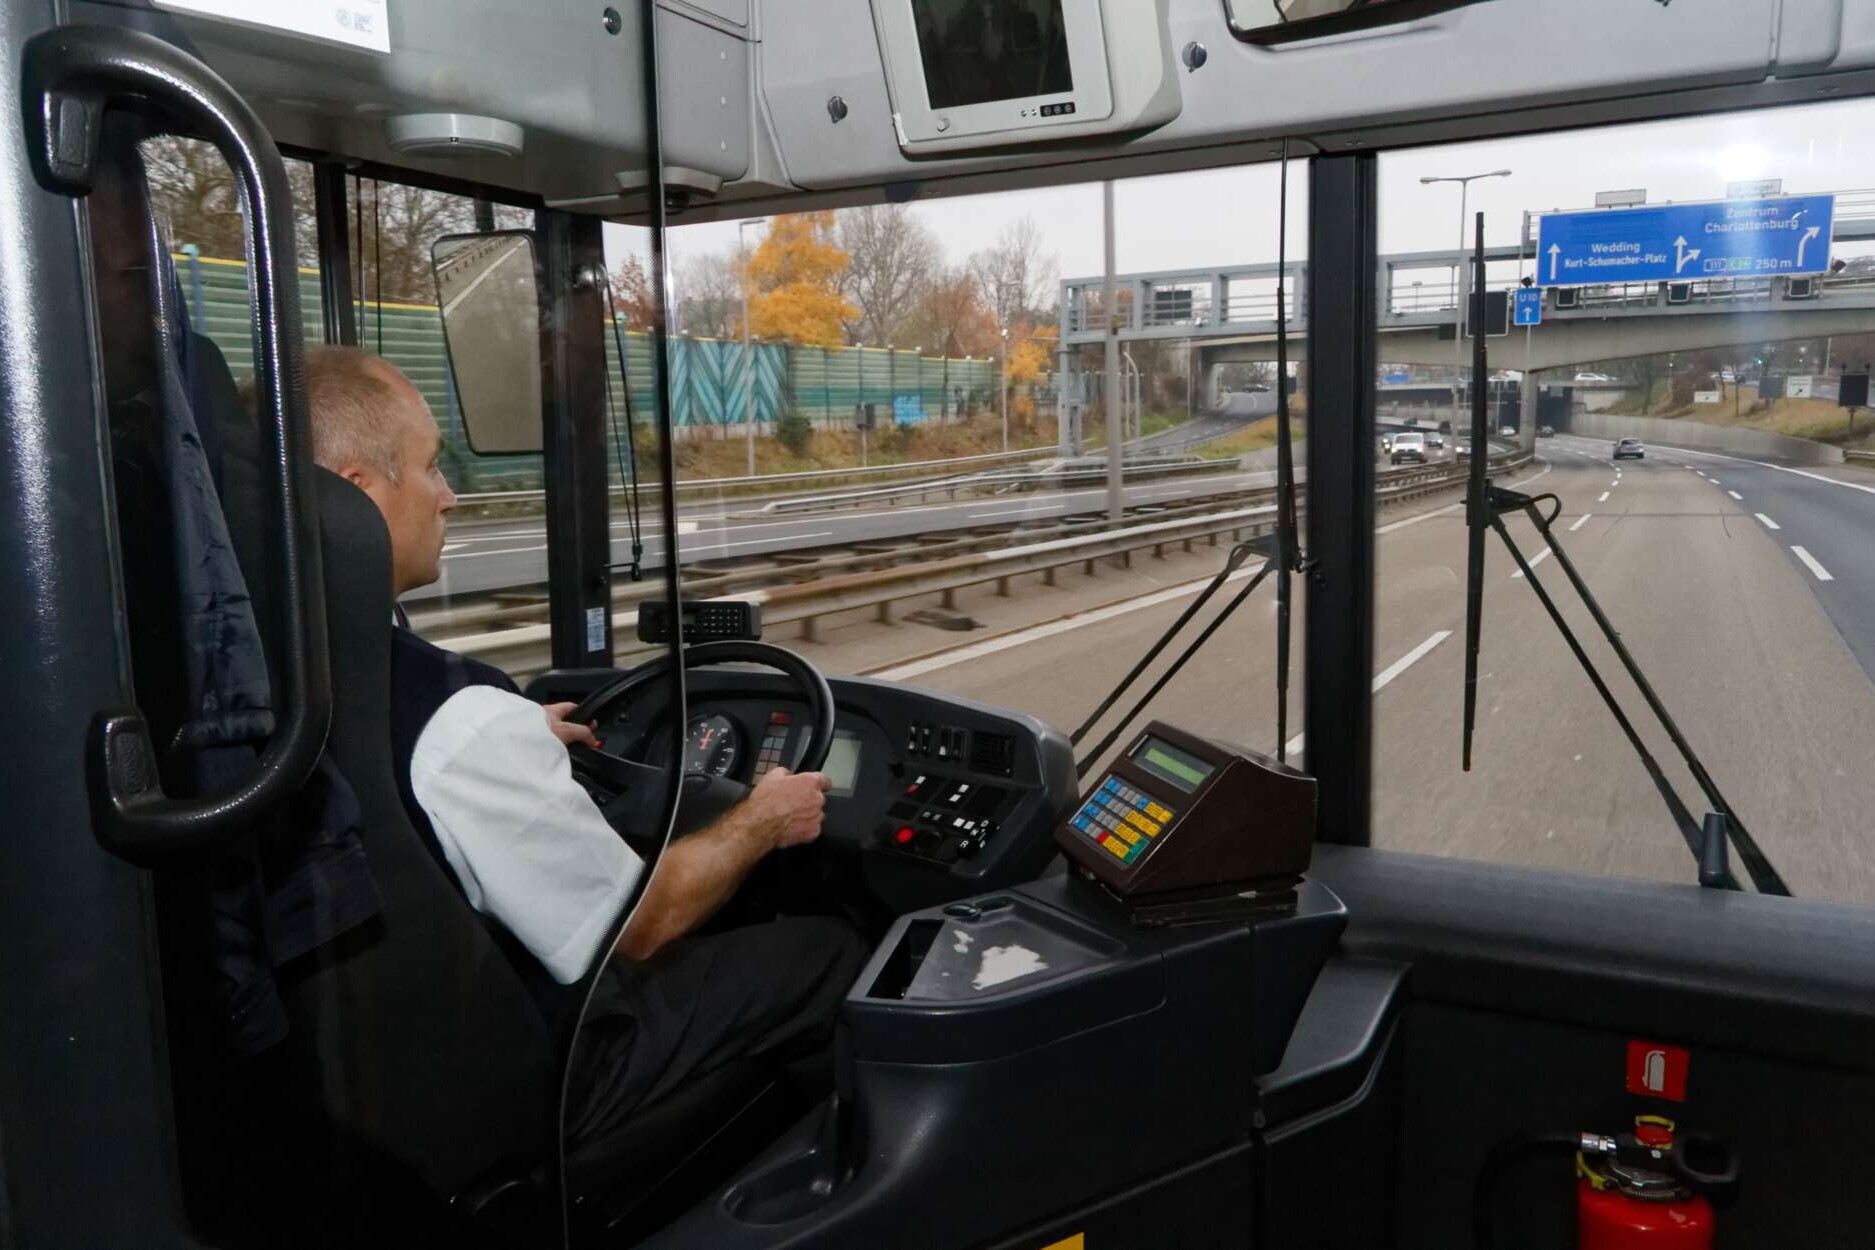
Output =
[{"x1": 533, "y1": 667, "x2": 1080, "y2": 916}]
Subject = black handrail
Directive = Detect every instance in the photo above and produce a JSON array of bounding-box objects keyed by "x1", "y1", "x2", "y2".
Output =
[{"x1": 22, "y1": 25, "x2": 330, "y2": 865}]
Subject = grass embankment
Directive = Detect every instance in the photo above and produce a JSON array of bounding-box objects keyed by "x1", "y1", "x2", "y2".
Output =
[
  {"x1": 667, "y1": 417, "x2": 1059, "y2": 481},
  {"x1": 1198, "y1": 415, "x2": 1285, "y2": 460},
  {"x1": 1606, "y1": 384, "x2": 1875, "y2": 448}
]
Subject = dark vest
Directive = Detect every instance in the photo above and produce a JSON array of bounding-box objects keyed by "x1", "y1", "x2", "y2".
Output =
[{"x1": 388, "y1": 626, "x2": 580, "y2": 1023}]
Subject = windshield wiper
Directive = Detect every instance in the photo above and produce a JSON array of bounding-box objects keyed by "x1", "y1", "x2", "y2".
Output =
[
  {"x1": 1069, "y1": 143, "x2": 1305, "y2": 778},
  {"x1": 598, "y1": 268, "x2": 647, "y2": 581},
  {"x1": 1458, "y1": 215, "x2": 1787, "y2": 896}
]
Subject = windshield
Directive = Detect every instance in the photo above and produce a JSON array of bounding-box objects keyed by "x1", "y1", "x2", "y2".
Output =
[{"x1": 1371, "y1": 98, "x2": 1875, "y2": 904}]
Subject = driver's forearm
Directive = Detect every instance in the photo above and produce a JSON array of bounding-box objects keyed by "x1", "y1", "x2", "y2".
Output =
[{"x1": 615, "y1": 807, "x2": 767, "y2": 962}]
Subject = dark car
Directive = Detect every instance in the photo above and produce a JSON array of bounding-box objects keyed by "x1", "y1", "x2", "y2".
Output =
[
  {"x1": 1390, "y1": 432, "x2": 1428, "y2": 465},
  {"x1": 1613, "y1": 437, "x2": 1645, "y2": 460}
]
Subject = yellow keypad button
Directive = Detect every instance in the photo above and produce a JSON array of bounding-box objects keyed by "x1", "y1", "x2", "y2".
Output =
[
  {"x1": 1102, "y1": 836, "x2": 1131, "y2": 860},
  {"x1": 1147, "y1": 803, "x2": 1172, "y2": 822},
  {"x1": 1125, "y1": 810, "x2": 1152, "y2": 833},
  {"x1": 1109, "y1": 824, "x2": 1141, "y2": 845}
]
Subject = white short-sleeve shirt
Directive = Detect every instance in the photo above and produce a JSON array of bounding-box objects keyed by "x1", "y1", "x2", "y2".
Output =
[{"x1": 408, "y1": 684, "x2": 644, "y2": 983}]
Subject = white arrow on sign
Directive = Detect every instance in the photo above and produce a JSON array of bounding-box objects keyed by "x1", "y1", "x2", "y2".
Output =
[
  {"x1": 1674, "y1": 236, "x2": 1702, "y2": 274},
  {"x1": 1797, "y1": 225, "x2": 1822, "y2": 269},
  {"x1": 1548, "y1": 243, "x2": 1560, "y2": 281}
]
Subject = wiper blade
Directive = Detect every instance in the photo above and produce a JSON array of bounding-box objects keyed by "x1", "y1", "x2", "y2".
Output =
[{"x1": 1458, "y1": 214, "x2": 1787, "y2": 896}]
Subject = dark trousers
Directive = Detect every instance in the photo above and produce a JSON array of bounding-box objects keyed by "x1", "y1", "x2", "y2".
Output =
[{"x1": 564, "y1": 915, "x2": 868, "y2": 1149}]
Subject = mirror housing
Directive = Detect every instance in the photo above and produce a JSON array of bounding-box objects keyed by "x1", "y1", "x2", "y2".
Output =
[{"x1": 432, "y1": 230, "x2": 543, "y2": 454}]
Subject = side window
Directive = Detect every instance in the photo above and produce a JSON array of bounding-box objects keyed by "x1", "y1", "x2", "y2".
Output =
[
  {"x1": 1369, "y1": 101, "x2": 1875, "y2": 905},
  {"x1": 142, "y1": 137, "x2": 322, "y2": 368}
]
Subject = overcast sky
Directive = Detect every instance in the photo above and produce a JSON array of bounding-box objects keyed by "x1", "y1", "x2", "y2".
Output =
[{"x1": 606, "y1": 95, "x2": 1875, "y2": 292}]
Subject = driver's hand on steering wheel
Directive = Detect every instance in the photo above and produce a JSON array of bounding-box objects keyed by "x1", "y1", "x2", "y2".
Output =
[
  {"x1": 747, "y1": 767, "x2": 832, "y2": 851},
  {"x1": 543, "y1": 702, "x2": 601, "y2": 750}
]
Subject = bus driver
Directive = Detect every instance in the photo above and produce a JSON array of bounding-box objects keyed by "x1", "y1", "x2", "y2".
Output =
[{"x1": 287, "y1": 345, "x2": 866, "y2": 1150}]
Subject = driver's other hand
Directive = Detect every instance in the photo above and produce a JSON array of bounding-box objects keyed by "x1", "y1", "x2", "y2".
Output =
[
  {"x1": 542, "y1": 702, "x2": 601, "y2": 750},
  {"x1": 749, "y1": 766, "x2": 832, "y2": 851}
]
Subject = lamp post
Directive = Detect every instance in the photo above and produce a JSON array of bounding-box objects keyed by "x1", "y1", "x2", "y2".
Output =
[
  {"x1": 995, "y1": 279, "x2": 1017, "y2": 452},
  {"x1": 739, "y1": 216, "x2": 765, "y2": 476},
  {"x1": 1421, "y1": 170, "x2": 1512, "y2": 427}
]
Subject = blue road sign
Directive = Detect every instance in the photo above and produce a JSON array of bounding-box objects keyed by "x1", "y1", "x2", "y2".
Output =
[
  {"x1": 1536, "y1": 195, "x2": 1835, "y2": 287},
  {"x1": 1513, "y1": 287, "x2": 1542, "y2": 327}
]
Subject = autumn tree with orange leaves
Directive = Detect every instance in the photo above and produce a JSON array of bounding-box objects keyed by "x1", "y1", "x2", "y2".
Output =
[{"x1": 745, "y1": 212, "x2": 857, "y2": 348}]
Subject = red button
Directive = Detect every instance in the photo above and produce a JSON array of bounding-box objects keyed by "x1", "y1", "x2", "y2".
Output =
[
  {"x1": 772, "y1": 712, "x2": 792, "y2": 725},
  {"x1": 894, "y1": 827, "x2": 915, "y2": 845}
]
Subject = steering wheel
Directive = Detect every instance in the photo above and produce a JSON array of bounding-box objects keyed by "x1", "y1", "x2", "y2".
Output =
[{"x1": 563, "y1": 641, "x2": 836, "y2": 840}]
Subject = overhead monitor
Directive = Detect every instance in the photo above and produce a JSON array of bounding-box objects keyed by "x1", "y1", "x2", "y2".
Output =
[{"x1": 870, "y1": 0, "x2": 1180, "y2": 153}]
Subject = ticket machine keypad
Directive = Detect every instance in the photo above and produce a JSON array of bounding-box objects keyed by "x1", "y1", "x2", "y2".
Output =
[{"x1": 1069, "y1": 777, "x2": 1177, "y2": 866}]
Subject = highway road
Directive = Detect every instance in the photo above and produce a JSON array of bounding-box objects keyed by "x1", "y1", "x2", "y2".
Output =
[
  {"x1": 416, "y1": 462, "x2": 1291, "y2": 603},
  {"x1": 777, "y1": 434, "x2": 1875, "y2": 907}
]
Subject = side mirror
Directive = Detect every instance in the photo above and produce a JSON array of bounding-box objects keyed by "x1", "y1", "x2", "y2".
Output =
[{"x1": 432, "y1": 230, "x2": 543, "y2": 454}]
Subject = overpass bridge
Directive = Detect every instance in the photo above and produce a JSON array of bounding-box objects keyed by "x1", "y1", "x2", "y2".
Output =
[{"x1": 1056, "y1": 190, "x2": 1875, "y2": 423}]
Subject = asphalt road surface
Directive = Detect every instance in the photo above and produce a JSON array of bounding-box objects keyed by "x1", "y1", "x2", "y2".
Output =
[{"x1": 785, "y1": 435, "x2": 1875, "y2": 907}]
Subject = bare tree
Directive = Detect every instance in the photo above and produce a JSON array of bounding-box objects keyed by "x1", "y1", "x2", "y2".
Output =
[
  {"x1": 903, "y1": 263, "x2": 998, "y2": 359},
  {"x1": 837, "y1": 204, "x2": 940, "y2": 347},
  {"x1": 968, "y1": 217, "x2": 1059, "y2": 330},
  {"x1": 673, "y1": 249, "x2": 743, "y2": 339}
]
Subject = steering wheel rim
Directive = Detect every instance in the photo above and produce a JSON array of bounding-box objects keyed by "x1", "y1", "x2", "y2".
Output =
[{"x1": 569, "y1": 640, "x2": 838, "y2": 775}]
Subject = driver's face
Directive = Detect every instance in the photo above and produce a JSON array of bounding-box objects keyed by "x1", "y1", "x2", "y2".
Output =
[{"x1": 352, "y1": 369, "x2": 457, "y2": 596}]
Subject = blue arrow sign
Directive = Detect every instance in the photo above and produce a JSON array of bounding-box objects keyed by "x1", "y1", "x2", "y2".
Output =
[
  {"x1": 1513, "y1": 288, "x2": 1542, "y2": 327},
  {"x1": 1536, "y1": 195, "x2": 1835, "y2": 287}
]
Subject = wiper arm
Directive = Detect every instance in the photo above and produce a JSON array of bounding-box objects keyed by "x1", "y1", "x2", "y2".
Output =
[
  {"x1": 599, "y1": 269, "x2": 647, "y2": 580},
  {"x1": 1458, "y1": 215, "x2": 1787, "y2": 895}
]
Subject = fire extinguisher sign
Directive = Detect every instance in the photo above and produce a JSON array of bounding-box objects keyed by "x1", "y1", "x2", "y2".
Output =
[{"x1": 1626, "y1": 1040, "x2": 1690, "y2": 1101}]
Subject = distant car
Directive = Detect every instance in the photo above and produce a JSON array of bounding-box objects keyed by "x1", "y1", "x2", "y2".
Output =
[
  {"x1": 1379, "y1": 433, "x2": 1394, "y2": 455},
  {"x1": 1455, "y1": 438, "x2": 1472, "y2": 458},
  {"x1": 1538, "y1": 425, "x2": 1555, "y2": 438},
  {"x1": 1575, "y1": 371, "x2": 1615, "y2": 383},
  {"x1": 1499, "y1": 426, "x2": 1517, "y2": 437},
  {"x1": 1391, "y1": 432, "x2": 1428, "y2": 465},
  {"x1": 1426, "y1": 432, "x2": 1445, "y2": 449},
  {"x1": 1613, "y1": 437, "x2": 1645, "y2": 460},
  {"x1": 1720, "y1": 368, "x2": 1737, "y2": 383}
]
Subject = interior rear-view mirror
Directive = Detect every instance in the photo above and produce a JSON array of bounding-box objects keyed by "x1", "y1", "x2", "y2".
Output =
[{"x1": 432, "y1": 230, "x2": 543, "y2": 455}]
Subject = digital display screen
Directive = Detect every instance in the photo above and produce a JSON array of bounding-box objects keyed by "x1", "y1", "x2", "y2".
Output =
[
  {"x1": 823, "y1": 731, "x2": 863, "y2": 799},
  {"x1": 1130, "y1": 736, "x2": 1215, "y2": 793},
  {"x1": 910, "y1": 0, "x2": 1072, "y2": 110}
]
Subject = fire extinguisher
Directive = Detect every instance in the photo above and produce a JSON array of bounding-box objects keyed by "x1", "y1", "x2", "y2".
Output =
[{"x1": 1473, "y1": 1115, "x2": 1738, "y2": 1250}]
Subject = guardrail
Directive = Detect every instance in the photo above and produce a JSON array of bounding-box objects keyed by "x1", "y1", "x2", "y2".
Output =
[
  {"x1": 753, "y1": 455, "x2": 1241, "y2": 515},
  {"x1": 435, "y1": 452, "x2": 1529, "y2": 678},
  {"x1": 451, "y1": 444, "x2": 1064, "y2": 512},
  {"x1": 1846, "y1": 449, "x2": 1875, "y2": 465}
]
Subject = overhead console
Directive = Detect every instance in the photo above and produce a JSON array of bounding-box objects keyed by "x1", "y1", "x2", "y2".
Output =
[{"x1": 866, "y1": 0, "x2": 1180, "y2": 154}]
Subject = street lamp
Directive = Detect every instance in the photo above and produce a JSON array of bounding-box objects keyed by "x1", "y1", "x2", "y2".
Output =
[
  {"x1": 1422, "y1": 170, "x2": 1512, "y2": 426},
  {"x1": 996, "y1": 279, "x2": 1018, "y2": 452},
  {"x1": 738, "y1": 217, "x2": 766, "y2": 476}
]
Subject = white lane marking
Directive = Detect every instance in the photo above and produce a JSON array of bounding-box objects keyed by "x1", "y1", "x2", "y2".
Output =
[
  {"x1": 1696, "y1": 471, "x2": 1707, "y2": 477},
  {"x1": 441, "y1": 237, "x2": 528, "y2": 316},
  {"x1": 1284, "y1": 630, "x2": 1453, "y2": 757},
  {"x1": 1756, "y1": 513, "x2": 1781, "y2": 530},
  {"x1": 1709, "y1": 478, "x2": 1721, "y2": 486},
  {"x1": 1609, "y1": 480, "x2": 1620, "y2": 487},
  {"x1": 1511, "y1": 548, "x2": 1553, "y2": 579},
  {"x1": 448, "y1": 543, "x2": 547, "y2": 560},
  {"x1": 1792, "y1": 546, "x2": 1835, "y2": 582},
  {"x1": 868, "y1": 562, "x2": 1269, "y2": 681},
  {"x1": 1654, "y1": 445, "x2": 1875, "y2": 496},
  {"x1": 442, "y1": 542, "x2": 469, "y2": 554},
  {"x1": 1597, "y1": 491, "x2": 1611, "y2": 503},
  {"x1": 1568, "y1": 514, "x2": 1591, "y2": 532},
  {"x1": 1727, "y1": 490, "x2": 1743, "y2": 501},
  {"x1": 968, "y1": 506, "x2": 1052, "y2": 519}
]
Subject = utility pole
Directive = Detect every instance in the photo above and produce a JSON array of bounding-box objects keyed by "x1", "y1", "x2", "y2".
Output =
[
  {"x1": 738, "y1": 216, "x2": 765, "y2": 475},
  {"x1": 1422, "y1": 170, "x2": 1512, "y2": 429},
  {"x1": 1104, "y1": 181, "x2": 1123, "y2": 521}
]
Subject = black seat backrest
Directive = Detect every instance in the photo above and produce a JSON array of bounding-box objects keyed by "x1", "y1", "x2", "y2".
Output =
[{"x1": 268, "y1": 470, "x2": 561, "y2": 1202}]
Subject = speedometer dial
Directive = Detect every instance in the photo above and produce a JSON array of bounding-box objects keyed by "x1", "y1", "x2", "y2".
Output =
[{"x1": 684, "y1": 713, "x2": 742, "y2": 779}]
